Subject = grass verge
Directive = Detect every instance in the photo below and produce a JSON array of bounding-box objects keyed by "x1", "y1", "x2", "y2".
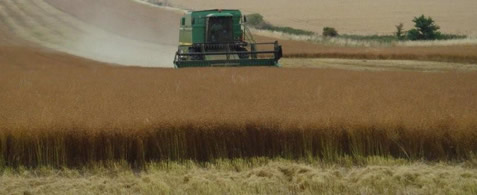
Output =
[{"x1": 2, "y1": 157, "x2": 477, "y2": 194}]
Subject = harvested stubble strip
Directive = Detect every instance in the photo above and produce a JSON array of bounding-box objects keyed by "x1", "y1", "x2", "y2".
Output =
[{"x1": 1, "y1": 121, "x2": 476, "y2": 168}]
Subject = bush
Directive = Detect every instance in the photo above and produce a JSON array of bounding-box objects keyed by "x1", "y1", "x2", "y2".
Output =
[
  {"x1": 406, "y1": 29, "x2": 420, "y2": 41},
  {"x1": 262, "y1": 26, "x2": 315, "y2": 36},
  {"x1": 323, "y1": 27, "x2": 338, "y2": 37},
  {"x1": 439, "y1": 34, "x2": 467, "y2": 40},
  {"x1": 246, "y1": 13, "x2": 315, "y2": 36},
  {"x1": 246, "y1": 13, "x2": 265, "y2": 26},
  {"x1": 407, "y1": 15, "x2": 441, "y2": 40},
  {"x1": 339, "y1": 34, "x2": 397, "y2": 43}
]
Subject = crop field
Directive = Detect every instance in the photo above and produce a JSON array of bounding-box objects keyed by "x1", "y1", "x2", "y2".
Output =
[
  {"x1": 2, "y1": 46, "x2": 477, "y2": 193},
  {"x1": 2, "y1": 0, "x2": 477, "y2": 194},
  {"x1": 2, "y1": 46, "x2": 477, "y2": 168}
]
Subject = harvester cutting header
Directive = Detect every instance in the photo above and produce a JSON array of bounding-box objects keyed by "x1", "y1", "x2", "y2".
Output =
[{"x1": 174, "y1": 9, "x2": 283, "y2": 68}]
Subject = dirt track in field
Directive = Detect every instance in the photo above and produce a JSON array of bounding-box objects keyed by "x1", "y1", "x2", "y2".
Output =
[{"x1": 0, "y1": 0, "x2": 181, "y2": 67}]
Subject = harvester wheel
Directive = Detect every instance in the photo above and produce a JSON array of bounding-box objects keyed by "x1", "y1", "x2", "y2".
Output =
[
  {"x1": 189, "y1": 47, "x2": 204, "y2": 60},
  {"x1": 236, "y1": 47, "x2": 249, "y2": 59}
]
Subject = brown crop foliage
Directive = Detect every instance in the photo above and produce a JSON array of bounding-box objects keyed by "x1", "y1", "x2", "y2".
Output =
[{"x1": 1, "y1": 46, "x2": 477, "y2": 168}]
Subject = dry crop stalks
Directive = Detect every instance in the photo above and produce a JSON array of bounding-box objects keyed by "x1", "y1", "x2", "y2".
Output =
[{"x1": 1, "y1": 121, "x2": 477, "y2": 168}]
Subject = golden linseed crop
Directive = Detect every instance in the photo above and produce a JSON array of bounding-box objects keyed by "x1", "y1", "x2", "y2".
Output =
[{"x1": 1, "y1": 47, "x2": 477, "y2": 167}]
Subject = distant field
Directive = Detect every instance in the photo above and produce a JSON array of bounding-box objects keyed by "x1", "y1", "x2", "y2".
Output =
[
  {"x1": 168, "y1": 0, "x2": 477, "y2": 35},
  {"x1": 2, "y1": 0, "x2": 477, "y2": 68}
]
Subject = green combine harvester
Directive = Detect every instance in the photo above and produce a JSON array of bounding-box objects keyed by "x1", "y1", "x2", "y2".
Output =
[{"x1": 173, "y1": 9, "x2": 283, "y2": 68}]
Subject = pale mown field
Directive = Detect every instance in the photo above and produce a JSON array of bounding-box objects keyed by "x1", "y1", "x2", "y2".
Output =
[
  {"x1": 167, "y1": 0, "x2": 477, "y2": 35},
  {"x1": 0, "y1": 0, "x2": 180, "y2": 67},
  {"x1": 2, "y1": 158, "x2": 477, "y2": 195}
]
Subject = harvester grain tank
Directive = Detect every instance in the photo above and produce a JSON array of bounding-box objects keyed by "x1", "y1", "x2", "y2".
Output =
[{"x1": 173, "y1": 9, "x2": 283, "y2": 68}]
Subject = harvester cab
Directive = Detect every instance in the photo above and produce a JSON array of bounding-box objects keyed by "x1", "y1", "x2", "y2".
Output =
[{"x1": 173, "y1": 9, "x2": 283, "y2": 68}]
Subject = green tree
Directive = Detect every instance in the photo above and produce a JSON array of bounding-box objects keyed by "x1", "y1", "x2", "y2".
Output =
[
  {"x1": 323, "y1": 27, "x2": 338, "y2": 37},
  {"x1": 395, "y1": 23, "x2": 405, "y2": 40},
  {"x1": 407, "y1": 15, "x2": 441, "y2": 40}
]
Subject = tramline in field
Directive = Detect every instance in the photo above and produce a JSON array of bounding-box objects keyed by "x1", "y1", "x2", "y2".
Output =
[{"x1": 173, "y1": 9, "x2": 283, "y2": 68}]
